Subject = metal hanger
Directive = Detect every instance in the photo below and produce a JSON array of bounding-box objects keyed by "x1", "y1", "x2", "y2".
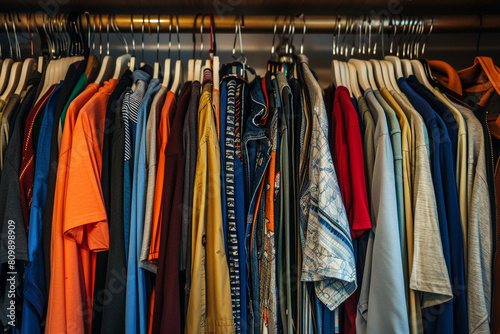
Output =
[
  {"x1": 14, "y1": 12, "x2": 37, "y2": 96},
  {"x1": 162, "y1": 15, "x2": 172, "y2": 88},
  {"x1": 194, "y1": 14, "x2": 206, "y2": 82},
  {"x1": 187, "y1": 14, "x2": 201, "y2": 81},
  {"x1": 140, "y1": 14, "x2": 145, "y2": 67},
  {"x1": 153, "y1": 14, "x2": 161, "y2": 79},
  {"x1": 0, "y1": 13, "x2": 23, "y2": 101},
  {"x1": 94, "y1": 14, "x2": 115, "y2": 85},
  {"x1": 112, "y1": 14, "x2": 131, "y2": 79},
  {"x1": 169, "y1": 15, "x2": 183, "y2": 94}
]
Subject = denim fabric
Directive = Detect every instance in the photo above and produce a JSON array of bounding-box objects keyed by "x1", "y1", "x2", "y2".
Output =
[{"x1": 242, "y1": 75, "x2": 272, "y2": 334}]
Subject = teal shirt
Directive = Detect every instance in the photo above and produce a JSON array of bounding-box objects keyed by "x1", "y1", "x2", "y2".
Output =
[{"x1": 61, "y1": 73, "x2": 88, "y2": 130}]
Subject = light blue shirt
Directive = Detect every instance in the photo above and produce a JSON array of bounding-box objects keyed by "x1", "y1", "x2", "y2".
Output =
[
  {"x1": 356, "y1": 89, "x2": 409, "y2": 334},
  {"x1": 125, "y1": 77, "x2": 160, "y2": 334},
  {"x1": 374, "y1": 90, "x2": 405, "y2": 270}
]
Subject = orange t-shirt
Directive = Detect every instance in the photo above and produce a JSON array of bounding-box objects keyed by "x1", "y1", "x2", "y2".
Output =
[
  {"x1": 148, "y1": 91, "x2": 176, "y2": 263},
  {"x1": 45, "y1": 79, "x2": 118, "y2": 334}
]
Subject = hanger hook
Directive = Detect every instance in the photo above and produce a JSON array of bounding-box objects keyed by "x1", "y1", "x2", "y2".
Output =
[
  {"x1": 362, "y1": 16, "x2": 369, "y2": 55},
  {"x1": 13, "y1": 12, "x2": 22, "y2": 60},
  {"x1": 298, "y1": 14, "x2": 306, "y2": 54},
  {"x1": 232, "y1": 15, "x2": 245, "y2": 64},
  {"x1": 421, "y1": 16, "x2": 433, "y2": 56},
  {"x1": 336, "y1": 15, "x2": 341, "y2": 56},
  {"x1": 373, "y1": 15, "x2": 383, "y2": 55},
  {"x1": 368, "y1": 17, "x2": 373, "y2": 55},
  {"x1": 141, "y1": 14, "x2": 145, "y2": 63},
  {"x1": 156, "y1": 15, "x2": 160, "y2": 62},
  {"x1": 4, "y1": 13, "x2": 13, "y2": 59},
  {"x1": 106, "y1": 14, "x2": 110, "y2": 56},
  {"x1": 270, "y1": 15, "x2": 278, "y2": 57},
  {"x1": 200, "y1": 15, "x2": 206, "y2": 59},
  {"x1": 130, "y1": 15, "x2": 135, "y2": 56},
  {"x1": 112, "y1": 14, "x2": 128, "y2": 54},
  {"x1": 175, "y1": 15, "x2": 181, "y2": 60},
  {"x1": 32, "y1": 13, "x2": 43, "y2": 58},
  {"x1": 286, "y1": 16, "x2": 295, "y2": 55},
  {"x1": 167, "y1": 15, "x2": 172, "y2": 59}
]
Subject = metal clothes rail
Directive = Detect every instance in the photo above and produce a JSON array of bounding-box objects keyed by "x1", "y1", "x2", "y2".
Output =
[{"x1": 0, "y1": 14, "x2": 500, "y2": 34}]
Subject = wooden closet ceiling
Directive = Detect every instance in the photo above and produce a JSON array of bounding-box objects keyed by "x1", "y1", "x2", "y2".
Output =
[{"x1": 1, "y1": 0, "x2": 499, "y2": 15}]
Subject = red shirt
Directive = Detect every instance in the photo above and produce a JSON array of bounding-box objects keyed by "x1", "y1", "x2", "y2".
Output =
[{"x1": 331, "y1": 86, "x2": 371, "y2": 239}]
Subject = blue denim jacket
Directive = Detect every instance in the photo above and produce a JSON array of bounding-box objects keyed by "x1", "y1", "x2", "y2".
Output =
[{"x1": 243, "y1": 76, "x2": 272, "y2": 334}]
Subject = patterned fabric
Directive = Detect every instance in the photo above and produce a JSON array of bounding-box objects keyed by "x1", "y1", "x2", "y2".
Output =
[
  {"x1": 225, "y1": 79, "x2": 242, "y2": 331},
  {"x1": 298, "y1": 54, "x2": 356, "y2": 311}
]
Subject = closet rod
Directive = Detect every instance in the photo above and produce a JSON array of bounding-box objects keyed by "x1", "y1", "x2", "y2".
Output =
[{"x1": 1, "y1": 14, "x2": 500, "y2": 33}]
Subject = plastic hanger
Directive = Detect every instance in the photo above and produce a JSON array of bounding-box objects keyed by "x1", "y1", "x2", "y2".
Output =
[
  {"x1": 401, "y1": 59, "x2": 414, "y2": 77},
  {"x1": 0, "y1": 62, "x2": 22, "y2": 102},
  {"x1": 385, "y1": 55, "x2": 404, "y2": 79},
  {"x1": 365, "y1": 60, "x2": 378, "y2": 90},
  {"x1": 347, "y1": 62, "x2": 362, "y2": 98},
  {"x1": 411, "y1": 59, "x2": 434, "y2": 90},
  {"x1": 381, "y1": 60, "x2": 404, "y2": 94},
  {"x1": 169, "y1": 15, "x2": 183, "y2": 94},
  {"x1": 342, "y1": 62, "x2": 353, "y2": 96},
  {"x1": 370, "y1": 59, "x2": 387, "y2": 89},
  {"x1": 0, "y1": 14, "x2": 15, "y2": 96},
  {"x1": 112, "y1": 15, "x2": 131, "y2": 80},
  {"x1": 162, "y1": 15, "x2": 173, "y2": 88},
  {"x1": 1, "y1": 13, "x2": 22, "y2": 102},
  {"x1": 348, "y1": 59, "x2": 370, "y2": 92},
  {"x1": 94, "y1": 15, "x2": 115, "y2": 85},
  {"x1": 15, "y1": 13, "x2": 37, "y2": 96}
]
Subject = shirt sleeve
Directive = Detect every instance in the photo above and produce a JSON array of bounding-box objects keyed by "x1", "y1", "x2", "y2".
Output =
[{"x1": 63, "y1": 101, "x2": 109, "y2": 252}]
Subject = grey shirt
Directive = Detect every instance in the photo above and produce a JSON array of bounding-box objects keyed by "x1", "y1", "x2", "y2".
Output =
[
  {"x1": 392, "y1": 90, "x2": 453, "y2": 310},
  {"x1": 452, "y1": 101, "x2": 492, "y2": 334},
  {"x1": 139, "y1": 86, "x2": 167, "y2": 273}
]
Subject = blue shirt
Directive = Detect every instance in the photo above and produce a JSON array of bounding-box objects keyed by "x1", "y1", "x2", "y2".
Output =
[
  {"x1": 405, "y1": 77, "x2": 468, "y2": 333},
  {"x1": 407, "y1": 76, "x2": 459, "y2": 165},
  {"x1": 122, "y1": 70, "x2": 150, "y2": 259},
  {"x1": 126, "y1": 77, "x2": 160, "y2": 334},
  {"x1": 398, "y1": 77, "x2": 457, "y2": 334},
  {"x1": 21, "y1": 82, "x2": 63, "y2": 334}
]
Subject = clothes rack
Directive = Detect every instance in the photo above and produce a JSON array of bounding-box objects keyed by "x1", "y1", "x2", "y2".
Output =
[{"x1": 1, "y1": 14, "x2": 500, "y2": 33}]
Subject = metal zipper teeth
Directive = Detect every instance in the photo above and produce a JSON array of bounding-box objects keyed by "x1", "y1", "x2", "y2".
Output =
[{"x1": 486, "y1": 109, "x2": 498, "y2": 308}]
